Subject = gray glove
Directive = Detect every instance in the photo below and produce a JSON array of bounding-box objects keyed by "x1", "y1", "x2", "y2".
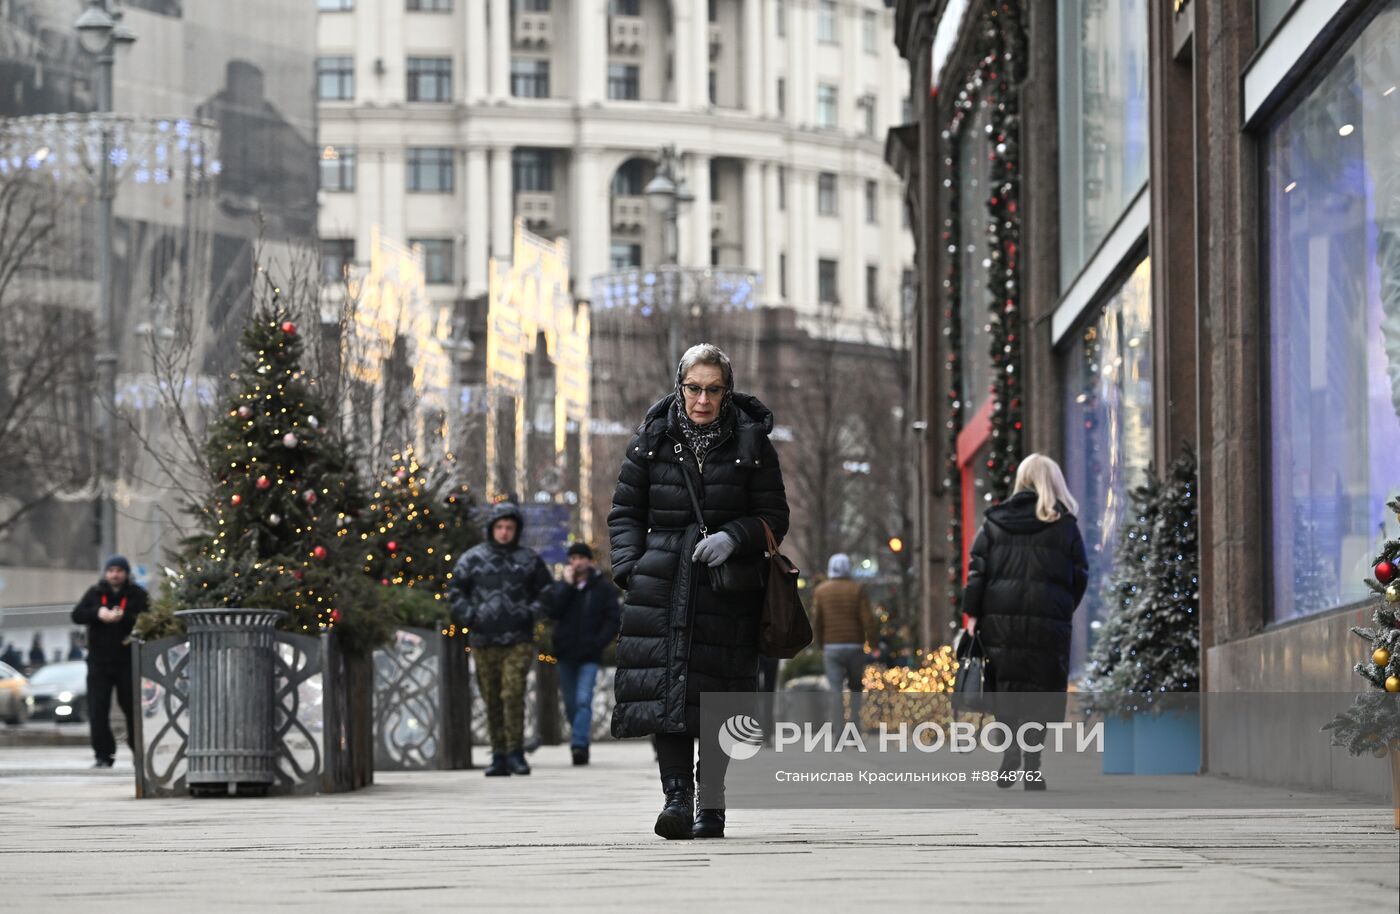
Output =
[{"x1": 692, "y1": 531, "x2": 738, "y2": 567}]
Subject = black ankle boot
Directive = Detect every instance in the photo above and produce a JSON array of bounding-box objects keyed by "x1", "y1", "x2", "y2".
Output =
[
  {"x1": 484, "y1": 753, "x2": 511, "y2": 776},
  {"x1": 654, "y1": 776, "x2": 694, "y2": 840},
  {"x1": 506, "y1": 749, "x2": 531, "y2": 775},
  {"x1": 693, "y1": 808, "x2": 726, "y2": 839},
  {"x1": 996, "y1": 746, "x2": 1021, "y2": 789},
  {"x1": 1023, "y1": 750, "x2": 1045, "y2": 790}
]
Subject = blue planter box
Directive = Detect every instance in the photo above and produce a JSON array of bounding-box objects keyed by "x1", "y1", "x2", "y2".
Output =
[
  {"x1": 1102, "y1": 708, "x2": 1201, "y2": 775},
  {"x1": 1102, "y1": 715, "x2": 1136, "y2": 774}
]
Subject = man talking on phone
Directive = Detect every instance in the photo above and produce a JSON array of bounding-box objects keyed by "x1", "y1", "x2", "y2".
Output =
[{"x1": 70, "y1": 556, "x2": 148, "y2": 768}]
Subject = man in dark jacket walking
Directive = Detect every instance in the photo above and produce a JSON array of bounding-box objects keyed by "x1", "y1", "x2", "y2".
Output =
[
  {"x1": 544, "y1": 542, "x2": 621, "y2": 766},
  {"x1": 70, "y1": 556, "x2": 149, "y2": 767},
  {"x1": 450, "y1": 502, "x2": 553, "y2": 777}
]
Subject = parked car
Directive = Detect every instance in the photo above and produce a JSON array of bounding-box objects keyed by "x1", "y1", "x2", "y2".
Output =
[
  {"x1": 24, "y1": 660, "x2": 88, "y2": 722},
  {"x1": 0, "y1": 661, "x2": 28, "y2": 725}
]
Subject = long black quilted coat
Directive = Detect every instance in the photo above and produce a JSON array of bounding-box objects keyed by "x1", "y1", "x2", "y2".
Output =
[
  {"x1": 608, "y1": 392, "x2": 789, "y2": 738},
  {"x1": 962, "y1": 490, "x2": 1089, "y2": 693}
]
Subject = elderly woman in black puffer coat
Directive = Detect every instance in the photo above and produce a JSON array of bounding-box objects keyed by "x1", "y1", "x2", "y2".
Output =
[{"x1": 609, "y1": 343, "x2": 789, "y2": 841}]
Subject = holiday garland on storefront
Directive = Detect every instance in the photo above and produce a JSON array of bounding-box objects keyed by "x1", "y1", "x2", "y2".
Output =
[{"x1": 940, "y1": 2, "x2": 1027, "y2": 617}]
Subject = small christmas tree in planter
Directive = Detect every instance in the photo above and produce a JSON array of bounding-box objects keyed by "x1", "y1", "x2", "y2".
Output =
[
  {"x1": 1322, "y1": 495, "x2": 1400, "y2": 829},
  {"x1": 134, "y1": 301, "x2": 386, "y2": 796},
  {"x1": 1082, "y1": 448, "x2": 1201, "y2": 775},
  {"x1": 363, "y1": 450, "x2": 482, "y2": 771}
]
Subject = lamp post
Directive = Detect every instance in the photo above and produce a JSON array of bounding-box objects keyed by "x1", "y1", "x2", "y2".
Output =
[
  {"x1": 76, "y1": 0, "x2": 137, "y2": 564},
  {"x1": 643, "y1": 146, "x2": 694, "y2": 367}
]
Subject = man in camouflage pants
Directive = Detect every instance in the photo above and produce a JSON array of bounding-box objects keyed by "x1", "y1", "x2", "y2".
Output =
[{"x1": 451, "y1": 502, "x2": 553, "y2": 776}]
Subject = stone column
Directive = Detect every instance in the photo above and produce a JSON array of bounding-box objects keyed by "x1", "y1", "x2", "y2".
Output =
[
  {"x1": 741, "y1": 157, "x2": 764, "y2": 273},
  {"x1": 489, "y1": 0, "x2": 510, "y2": 99},
  {"x1": 465, "y1": 147, "x2": 489, "y2": 297},
  {"x1": 490, "y1": 146, "x2": 514, "y2": 261},
  {"x1": 686, "y1": 152, "x2": 712, "y2": 267},
  {"x1": 570, "y1": 150, "x2": 607, "y2": 298},
  {"x1": 742, "y1": 0, "x2": 763, "y2": 115},
  {"x1": 465, "y1": 0, "x2": 488, "y2": 102}
]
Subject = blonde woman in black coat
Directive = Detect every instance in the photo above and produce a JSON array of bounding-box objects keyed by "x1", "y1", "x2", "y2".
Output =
[
  {"x1": 608, "y1": 343, "x2": 789, "y2": 840},
  {"x1": 963, "y1": 453, "x2": 1089, "y2": 789}
]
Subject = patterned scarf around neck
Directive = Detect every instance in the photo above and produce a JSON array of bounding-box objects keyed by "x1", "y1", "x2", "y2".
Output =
[{"x1": 671, "y1": 393, "x2": 733, "y2": 464}]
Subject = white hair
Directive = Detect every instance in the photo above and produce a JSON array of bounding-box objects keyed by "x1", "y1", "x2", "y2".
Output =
[
  {"x1": 1013, "y1": 453, "x2": 1079, "y2": 522},
  {"x1": 676, "y1": 343, "x2": 734, "y2": 390}
]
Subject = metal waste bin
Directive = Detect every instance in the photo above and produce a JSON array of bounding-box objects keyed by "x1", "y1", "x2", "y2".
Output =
[{"x1": 176, "y1": 608, "x2": 285, "y2": 796}]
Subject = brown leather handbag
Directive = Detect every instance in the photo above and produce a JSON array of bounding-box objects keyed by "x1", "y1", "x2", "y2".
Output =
[{"x1": 756, "y1": 519, "x2": 812, "y2": 659}]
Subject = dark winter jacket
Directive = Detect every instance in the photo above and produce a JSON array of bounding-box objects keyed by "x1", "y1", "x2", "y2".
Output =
[
  {"x1": 545, "y1": 569, "x2": 622, "y2": 662},
  {"x1": 963, "y1": 490, "x2": 1089, "y2": 692},
  {"x1": 71, "y1": 581, "x2": 149, "y2": 666},
  {"x1": 449, "y1": 502, "x2": 553, "y2": 649},
  {"x1": 608, "y1": 392, "x2": 790, "y2": 738}
]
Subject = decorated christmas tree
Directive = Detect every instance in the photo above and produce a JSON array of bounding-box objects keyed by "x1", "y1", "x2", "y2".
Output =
[
  {"x1": 362, "y1": 448, "x2": 481, "y2": 629},
  {"x1": 167, "y1": 303, "x2": 388, "y2": 654},
  {"x1": 1323, "y1": 495, "x2": 1400, "y2": 757},
  {"x1": 1083, "y1": 448, "x2": 1200, "y2": 705}
]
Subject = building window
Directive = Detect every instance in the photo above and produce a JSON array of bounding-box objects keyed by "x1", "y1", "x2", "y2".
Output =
[
  {"x1": 612, "y1": 159, "x2": 644, "y2": 196},
  {"x1": 1057, "y1": 0, "x2": 1148, "y2": 285},
  {"x1": 863, "y1": 10, "x2": 878, "y2": 54},
  {"x1": 512, "y1": 149, "x2": 553, "y2": 192},
  {"x1": 407, "y1": 147, "x2": 455, "y2": 192},
  {"x1": 317, "y1": 56, "x2": 354, "y2": 101},
  {"x1": 607, "y1": 64, "x2": 640, "y2": 101},
  {"x1": 866, "y1": 264, "x2": 879, "y2": 311},
  {"x1": 609, "y1": 0, "x2": 640, "y2": 15},
  {"x1": 610, "y1": 242, "x2": 641, "y2": 269},
  {"x1": 816, "y1": 83, "x2": 838, "y2": 129},
  {"x1": 410, "y1": 238, "x2": 454, "y2": 284},
  {"x1": 708, "y1": 160, "x2": 721, "y2": 201},
  {"x1": 708, "y1": 0, "x2": 717, "y2": 21},
  {"x1": 511, "y1": 58, "x2": 550, "y2": 98},
  {"x1": 901, "y1": 95, "x2": 912, "y2": 124},
  {"x1": 1263, "y1": 2, "x2": 1400, "y2": 622},
  {"x1": 817, "y1": 172, "x2": 837, "y2": 216},
  {"x1": 778, "y1": 252, "x2": 787, "y2": 297},
  {"x1": 320, "y1": 146, "x2": 356, "y2": 192},
  {"x1": 859, "y1": 93, "x2": 877, "y2": 137},
  {"x1": 321, "y1": 239, "x2": 355, "y2": 282},
  {"x1": 777, "y1": 166, "x2": 786, "y2": 211},
  {"x1": 319, "y1": 0, "x2": 353, "y2": 11},
  {"x1": 776, "y1": 77, "x2": 786, "y2": 115},
  {"x1": 817, "y1": 0, "x2": 838, "y2": 44},
  {"x1": 957, "y1": 101, "x2": 994, "y2": 417},
  {"x1": 1062, "y1": 258, "x2": 1153, "y2": 670},
  {"x1": 818, "y1": 258, "x2": 838, "y2": 304},
  {"x1": 775, "y1": 0, "x2": 786, "y2": 37},
  {"x1": 407, "y1": 0, "x2": 452, "y2": 10},
  {"x1": 708, "y1": 69, "x2": 717, "y2": 105},
  {"x1": 407, "y1": 56, "x2": 452, "y2": 102},
  {"x1": 1257, "y1": 0, "x2": 1292, "y2": 43},
  {"x1": 864, "y1": 180, "x2": 877, "y2": 224}
]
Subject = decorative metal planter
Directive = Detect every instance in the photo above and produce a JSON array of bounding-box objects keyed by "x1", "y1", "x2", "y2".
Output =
[
  {"x1": 133, "y1": 627, "x2": 374, "y2": 798},
  {"x1": 175, "y1": 608, "x2": 284, "y2": 796},
  {"x1": 372, "y1": 627, "x2": 473, "y2": 771}
]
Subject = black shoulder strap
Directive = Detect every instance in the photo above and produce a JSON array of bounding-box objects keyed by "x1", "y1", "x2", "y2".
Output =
[{"x1": 677, "y1": 450, "x2": 708, "y2": 537}]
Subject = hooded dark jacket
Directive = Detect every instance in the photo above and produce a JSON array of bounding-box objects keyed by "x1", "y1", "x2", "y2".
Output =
[
  {"x1": 962, "y1": 489, "x2": 1089, "y2": 693},
  {"x1": 71, "y1": 580, "x2": 149, "y2": 665},
  {"x1": 449, "y1": 502, "x2": 553, "y2": 648},
  {"x1": 545, "y1": 568, "x2": 622, "y2": 662},
  {"x1": 608, "y1": 392, "x2": 790, "y2": 738}
]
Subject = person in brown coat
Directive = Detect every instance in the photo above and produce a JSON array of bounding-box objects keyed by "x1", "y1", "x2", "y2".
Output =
[{"x1": 810, "y1": 553, "x2": 877, "y2": 729}]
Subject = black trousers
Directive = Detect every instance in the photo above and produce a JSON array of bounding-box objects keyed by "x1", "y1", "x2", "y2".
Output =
[
  {"x1": 87, "y1": 661, "x2": 134, "y2": 762},
  {"x1": 655, "y1": 731, "x2": 732, "y2": 810}
]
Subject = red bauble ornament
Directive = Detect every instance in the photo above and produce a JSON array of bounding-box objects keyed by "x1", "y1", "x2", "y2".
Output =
[
  {"x1": 303, "y1": 490, "x2": 318, "y2": 505},
  {"x1": 380, "y1": 578, "x2": 390, "y2": 586},
  {"x1": 293, "y1": 570, "x2": 304, "y2": 581},
  {"x1": 313, "y1": 545, "x2": 328, "y2": 560},
  {"x1": 256, "y1": 475, "x2": 271, "y2": 490},
  {"x1": 281, "y1": 320, "x2": 297, "y2": 335},
  {"x1": 231, "y1": 494, "x2": 242, "y2": 506},
  {"x1": 386, "y1": 540, "x2": 398, "y2": 553},
  {"x1": 329, "y1": 608, "x2": 342, "y2": 624},
  {"x1": 1376, "y1": 561, "x2": 1397, "y2": 585}
]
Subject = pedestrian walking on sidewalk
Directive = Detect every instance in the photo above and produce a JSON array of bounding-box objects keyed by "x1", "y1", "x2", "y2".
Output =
[
  {"x1": 70, "y1": 556, "x2": 149, "y2": 767},
  {"x1": 609, "y1": 343, "x2": 790, "y2": 840},
  {"x1": 544, "y1": 541, "x2": 621, "y2": 766},
  {"x1": 811, "y1": 553, "x2": 877, "y2": 730},
  {"x1": 451, "y1": 501, "x2": 553, "y2": 777},
  {"x1": 962, "y1": 454, "x2": 1088, "y2": 790}
]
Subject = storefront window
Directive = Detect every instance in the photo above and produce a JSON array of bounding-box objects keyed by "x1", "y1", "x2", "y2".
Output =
[
  {"x1": 958, "y1": 101, "x2": 993, "y2": 417},
  {"x1": 1257, "y1": 0, "x2": 1293, "y2": 45},
  {"x1": 1062, "y1": 258, "x2": 1153, "y2": 674},
  {"x1": 1263, "y1": 1, "x2": 1400, "y2": 622},
  {"x1": 1057, "y1": 0, "x2": 1149, "y2": 286}
]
